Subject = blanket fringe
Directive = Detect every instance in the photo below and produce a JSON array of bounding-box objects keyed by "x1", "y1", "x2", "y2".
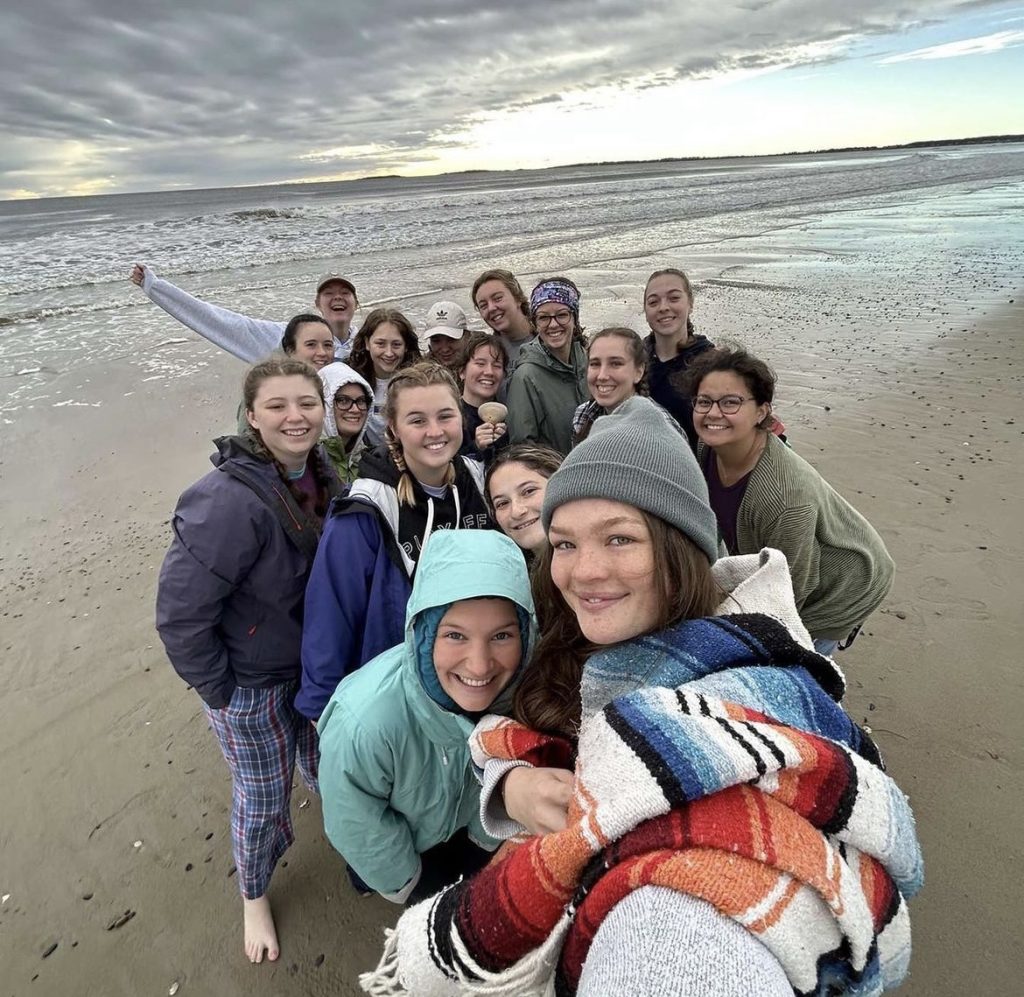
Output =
[
  {"x1": 455, "y1": 912, "x2": 571, "y2": 995},
  {"x1": 359, "y1": 928, "x2": 404, "y2": 995}
]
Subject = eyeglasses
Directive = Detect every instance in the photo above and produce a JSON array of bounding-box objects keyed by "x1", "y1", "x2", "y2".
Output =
[
  {"x1": 693, "y1": 394, "x2": 754, "y2": 414},
  {"x1": 334, "y1": 395, "x2": 370, "y2": 412},
  {"x1": 535, "y1": 310, "x2": 573, "y2": 328}
]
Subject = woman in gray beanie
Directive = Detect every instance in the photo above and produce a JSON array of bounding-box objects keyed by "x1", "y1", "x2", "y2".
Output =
[{"x1": 431, "y1": 393, "x2": 920, "y2": 997}]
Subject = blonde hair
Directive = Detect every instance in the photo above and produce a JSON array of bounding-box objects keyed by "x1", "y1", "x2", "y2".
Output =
[{"x1": 382, "y1": 362, "x2": 463, "y2": 506}]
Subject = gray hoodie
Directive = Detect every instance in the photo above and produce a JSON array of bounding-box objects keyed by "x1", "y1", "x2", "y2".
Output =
[{"x1": 139, "y1": 267, "x2": 353, "y2": 361}]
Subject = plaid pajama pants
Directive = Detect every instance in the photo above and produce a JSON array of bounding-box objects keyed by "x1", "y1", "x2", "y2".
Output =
[{"x1": 205, "y1": 681, "x2": 318, "y2": 899}]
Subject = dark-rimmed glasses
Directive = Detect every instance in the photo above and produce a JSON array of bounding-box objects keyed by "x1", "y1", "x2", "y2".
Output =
[
  {"x1": 535, "y1": 310, "x2": 573, "y2": 328},
  {"x1": 334, "y1": 395, "x2": 370, "y2": 412},
  {"x1": 693, "y1": 394, "x2": 754, "y2": 415}
]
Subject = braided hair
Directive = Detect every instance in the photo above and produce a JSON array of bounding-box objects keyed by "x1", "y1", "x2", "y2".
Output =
[
  {"x1": 381, "y1": 362, "x2": 462, "y2": 507},
  {"x1": 241, "y1": 357, "x2": 333, "y2": 521}
]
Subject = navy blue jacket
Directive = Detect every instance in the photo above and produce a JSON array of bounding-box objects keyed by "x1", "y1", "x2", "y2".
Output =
[
  {"x1": 644, "y1": 332, "x2": 715, "y2": 452},
  {"x1": 296, "y1": 446, "x2": 493, "y2": 720},
  {"x1": 155, "y1": 436, "x2": 340, "y2": 709}
]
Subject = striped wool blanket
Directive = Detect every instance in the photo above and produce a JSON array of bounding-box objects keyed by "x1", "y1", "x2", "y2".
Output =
[{"x1": 360, "y1": 613, "x2": 923, "y2": 997}]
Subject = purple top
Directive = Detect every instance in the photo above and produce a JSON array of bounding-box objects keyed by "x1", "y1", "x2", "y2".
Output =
[
  {"x1": 290, "y1": 462, "x2": 319, "y2": 522},
  {"x1": 702, "y1": 450, "x2": 750, "y2": 555}
]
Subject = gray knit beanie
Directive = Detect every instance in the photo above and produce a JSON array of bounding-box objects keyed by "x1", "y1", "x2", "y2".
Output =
[{"x1": 541, "y1": 396, "x2": 719, "y2": 563}]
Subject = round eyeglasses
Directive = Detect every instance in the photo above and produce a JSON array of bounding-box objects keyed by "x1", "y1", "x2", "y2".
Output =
[
  {"x1": 535, "y1": 310, "x2": 573, "y2": 328},
  {"x1": 692, "y1": 395, "x2": 754, "y2": 415}
]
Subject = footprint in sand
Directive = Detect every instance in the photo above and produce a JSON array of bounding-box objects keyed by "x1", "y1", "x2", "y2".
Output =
[{"x1": 915, "y1": 575, "x2": 990, "y2": 620}]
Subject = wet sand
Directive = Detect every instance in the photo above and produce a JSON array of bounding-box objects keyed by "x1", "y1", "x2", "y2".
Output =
[{"x1": 1, "y1": 188, "x2": 1022, "y2": 994}]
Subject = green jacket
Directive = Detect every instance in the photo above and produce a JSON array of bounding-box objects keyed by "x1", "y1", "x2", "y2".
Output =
[
  {"x1": 317, "y1": 529, "x2": 536, "y2": 897},
  {"x1": 733, "y1": 434, "x2": 895, "y2": 640},
  {"x1": 506, "y1": 338, "x2": 589, "y2": 455},
  {"x1": 320, "y1": 435, "x2": 365, "y2": 485}
]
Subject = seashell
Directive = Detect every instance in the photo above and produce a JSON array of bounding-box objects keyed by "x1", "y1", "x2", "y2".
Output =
[
  {"x1": 169, "y1": 982, "x2": 180, "y2": 995},
  {"x1": 478, "y1": 402, "x2": 508, "y2": 425}
]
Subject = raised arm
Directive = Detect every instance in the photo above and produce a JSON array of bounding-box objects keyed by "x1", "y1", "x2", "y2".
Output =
[{"x1": 131, "y1": 263, "x2": 285, "y2": 363}]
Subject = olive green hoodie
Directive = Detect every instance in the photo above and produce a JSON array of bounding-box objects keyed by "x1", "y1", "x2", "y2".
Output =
[{"x1": 506, "y1": 338, "x2": 588, "y2": 455}]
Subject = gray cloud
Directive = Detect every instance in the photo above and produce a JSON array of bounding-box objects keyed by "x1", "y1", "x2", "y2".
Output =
[{"x1": 0, "y1": 0, "x2": 1010, "y2": 196}]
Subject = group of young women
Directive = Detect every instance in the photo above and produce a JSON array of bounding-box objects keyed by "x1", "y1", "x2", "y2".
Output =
[{"x1": 150, "y1": 261, "x2": 918, "y2": 993}]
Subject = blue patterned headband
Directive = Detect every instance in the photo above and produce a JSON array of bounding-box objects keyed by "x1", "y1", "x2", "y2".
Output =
[{"x1": 530, "y1": 280, "x2": 580, "y2": 316}]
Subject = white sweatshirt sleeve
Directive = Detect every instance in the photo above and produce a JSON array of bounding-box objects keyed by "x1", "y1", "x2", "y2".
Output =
[
  {"x1": 140, "y1": 267, "x2": 286, "y2": 363},
  {"x1": 478, "y1": 757, "x2": 532, "y2": 840}
]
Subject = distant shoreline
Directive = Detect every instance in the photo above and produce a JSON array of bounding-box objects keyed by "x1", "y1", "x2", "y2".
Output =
[
  {"x1": 5, "y1": 133, "x2": 1023, "y2": 206},
  {"x1": 380, "y1": 133, "x2": 1024, "y2": 180}
]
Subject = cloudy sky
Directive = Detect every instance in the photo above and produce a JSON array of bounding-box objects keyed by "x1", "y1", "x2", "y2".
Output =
[{"x1": 2, "y1": 0, "x2": 1023, "y2": 199}]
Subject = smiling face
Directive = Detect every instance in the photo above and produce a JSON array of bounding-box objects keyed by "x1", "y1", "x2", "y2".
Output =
[
  {"x1": 587, "y1": 335, "x2": 644, "y2": 409},
  {"x1": 332, "y1": 383, "x2": 370, "y2": 440},
  {"x1": 390, "y1": 384, "x2": 463, "y2": 486},
  {"x1": 461, "y1": 342, "x2": 506, "y2": 406},
  {"x1": 474, "y1": 279, "x2": 529, "y2": 338},
  {"x1": 548, "y1": 498, "x2": 660, "y2": 645},
  {"x1": 290, "y1": 321, "x2": 335, "y2": 369},
  {"x1": 644, "y1": 273, "x2": 693, "y2": 345},
  {"x1": 315, "y1": 281, "x2": 356, "y2": 327},
  {"x1": 368, "y1": 322, "x2": 407, "y2": 378},
  {"x1": 245, "y1": 374, "x2": 325, "y2": 471},
  {"x1": 488, "y1": 462, "x2": 550, "y2": 554},
  {"x1": 692, "y1": 370, "x2": 769, "y2": 450},
  {"x1": 432, "y1": 598, "x2": 522, "y2": 711},
  {"x1": 534, "y1": 303, "x2": 574, "y2": 361},
  {"x1": 428, "y1": 334, "x2": 462, "y2": 367}
]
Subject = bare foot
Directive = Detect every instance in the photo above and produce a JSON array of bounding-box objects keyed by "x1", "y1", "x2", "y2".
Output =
[{"x1": 242, "y1": 895, "x2": 279, "y2": 963}]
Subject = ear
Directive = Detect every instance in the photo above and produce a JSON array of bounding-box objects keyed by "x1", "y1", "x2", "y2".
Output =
[
  {"x1": 245, "y1": 408, "x2": 258, "y2": 430},
  {"x1": 755, "y1": 402, "x2": 772, "y2": 428}
]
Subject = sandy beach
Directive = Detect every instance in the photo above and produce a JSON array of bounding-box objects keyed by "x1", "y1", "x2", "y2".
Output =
[{"x1": 2, "y1": 177, "x2": 1023, "y2": 995}]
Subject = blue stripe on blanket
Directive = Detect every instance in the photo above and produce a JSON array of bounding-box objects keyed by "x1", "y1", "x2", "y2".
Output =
[{"x1": 605, "y1": 691, "x2": 743, "y2": 805}]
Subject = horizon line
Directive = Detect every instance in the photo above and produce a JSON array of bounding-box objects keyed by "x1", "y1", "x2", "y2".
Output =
[{"x1": 6, "y1": 132, "x2": 1023, "y2": 205}]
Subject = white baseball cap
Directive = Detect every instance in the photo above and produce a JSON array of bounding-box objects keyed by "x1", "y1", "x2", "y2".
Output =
[{"x1": 424, "y1": 300, "x2": 468, "y2": 339}]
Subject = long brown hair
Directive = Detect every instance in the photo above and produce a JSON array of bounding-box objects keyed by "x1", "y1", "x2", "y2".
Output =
[
  {"x1": 348, "y1": 307, "x2": 422, "y2": 390},
  {"x1": 514, "y1": 509, "x2": 722, "y2": 737},
  {"x1": 381, "y1": 362, "x2": 463, "y2": 506},
  {"x1": 242, "y1": 357, "x2": 334, "y2": 520}
]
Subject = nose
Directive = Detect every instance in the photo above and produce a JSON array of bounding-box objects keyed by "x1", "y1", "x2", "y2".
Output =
[
  {"x1": 460, "y1": 645, "x2": 492, "y2": 678},
  {"x1": 571, "y1": 542, "x2": 609, "y2": 584}
]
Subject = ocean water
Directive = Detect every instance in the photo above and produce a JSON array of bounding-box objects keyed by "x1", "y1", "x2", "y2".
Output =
[{"x1": 1, "y1": 143, "x2": 1023, "y2": 421}]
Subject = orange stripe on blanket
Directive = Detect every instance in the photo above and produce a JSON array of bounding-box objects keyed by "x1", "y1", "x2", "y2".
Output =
[{"x1": 645, "y1": 848, "x2": 783, "y2": 917}]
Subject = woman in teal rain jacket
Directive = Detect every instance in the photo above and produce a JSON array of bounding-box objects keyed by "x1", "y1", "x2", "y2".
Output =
[{"x1": 316, "y1": 528, "x2": 537, "y2": 903}]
